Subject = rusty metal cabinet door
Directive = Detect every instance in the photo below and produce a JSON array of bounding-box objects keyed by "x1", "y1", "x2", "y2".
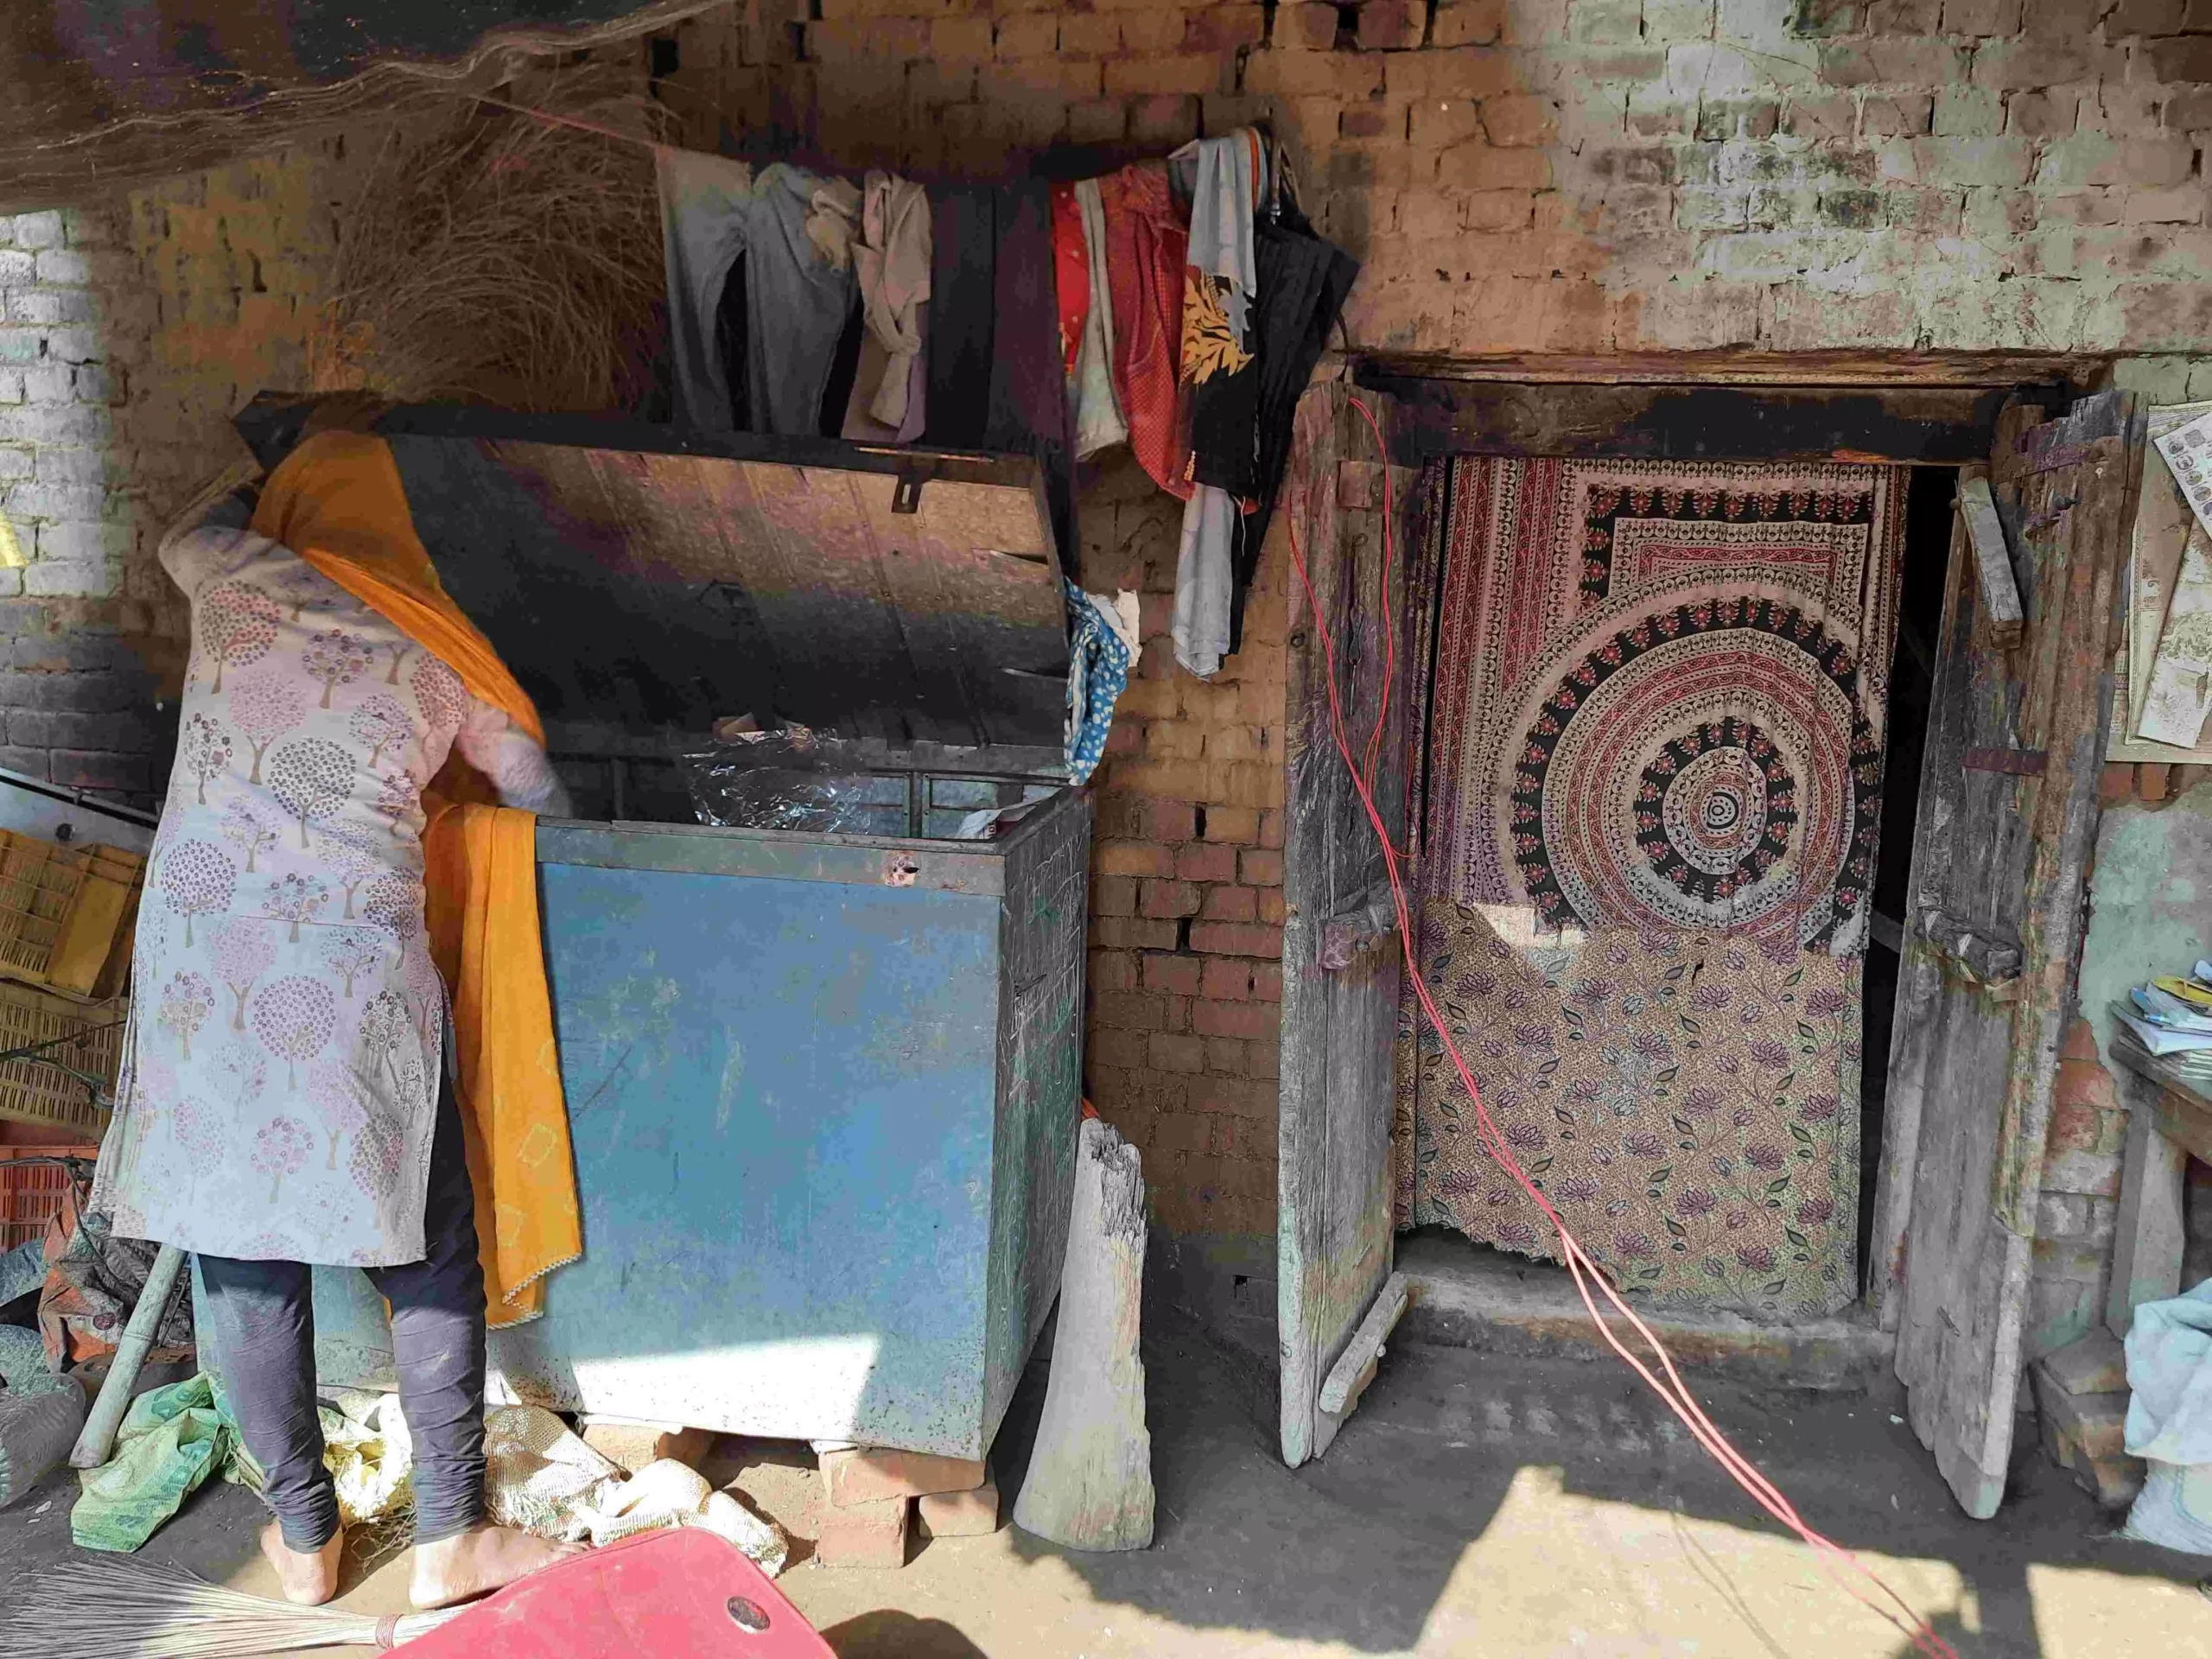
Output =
[
  {"x1": 1277, "y1": 385, "x2": 1415, "y2": 1466},
  {"x1": 1873, "y1": 391, "x2": 2136, "y2": 1517}
]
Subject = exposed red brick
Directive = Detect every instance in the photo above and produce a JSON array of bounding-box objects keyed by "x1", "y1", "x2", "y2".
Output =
[
  {"x1": 1096, "y1": 838, "x2": 1175, "y2": 878},
  {"x1": 815, "y1": 1496, "x2": 910, "y2": 1568},
  {"x1": 1205, "y1": 805, "x2": 1261, "y2": 843},
  {"x1": 1201, "y1": 884, "x2": 1258, "y2": 922},
  {"x1": 1177, "y1": 842, "x2": 1240, "y2": 882},
  {"x1": 1090, "y1": 949, "x2": 1138, "y2": 992},
  {"x1": 1140, "y1": 879, "x2": 1203, "y2": 918},
  {"x1": 823, "y1": 1447, "x2": 985, "y2": 1507},
  {"x1": 1093, "y1": 874, "x2": 1137, "y2": 918},
  {"x1": 1239, "y1": 848, "x2": 1284, "y2": 887},
  {"x1": 1143, "y1": 952, "x2": 1204, "y2": 995},
  {"x1": 1094, "y1": 989, "x2": 1167, "y2": 1032},
  {"x1": 1252, "y1": 963, "x2": 1285, "y2": 1001},
  {"x1": 1092, "y1": 916, "x2": 1179, "y2": 951},
  {"x1": 1196, "y1": 998, "x2": 1280, "y2": 1041},
  {"x1": 1358, "y1": 0, "x2": 1427, "y2": 51},
  {"x1": 1150, "y1": 1032, "x2": 1208, "y2": 1073},
  {"x1": 1273, "y1": 2, "x2": 1339, "y2": 50},
  {"x1": 1191, "y1": 921, "x2": 1284, "y2": 958},
  {"x1": 1202, "y1": 957, "x2": 1255, "y2": 1000},
  {"x1": 918, "y1": 1482, "x2": 1000, "y2": 1538},
  {"x1": 1187, "y1": 5, "x2": 1268, "y2": 51}
]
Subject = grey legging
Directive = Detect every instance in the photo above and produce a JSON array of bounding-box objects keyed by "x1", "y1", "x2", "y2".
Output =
[{"x1": 199, "y1": 1076, "x2": 486, "y2": 1551}]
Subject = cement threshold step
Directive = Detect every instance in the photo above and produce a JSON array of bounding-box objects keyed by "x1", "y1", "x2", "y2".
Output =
[{"x1": 1393, "y1": 1233, "x2": 1897, "y2": 1395}]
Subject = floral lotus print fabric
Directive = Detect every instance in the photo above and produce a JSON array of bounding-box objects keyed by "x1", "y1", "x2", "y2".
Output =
[{"x1": 1395, "y1": 906, "x2": 1866, "y2": 1317}]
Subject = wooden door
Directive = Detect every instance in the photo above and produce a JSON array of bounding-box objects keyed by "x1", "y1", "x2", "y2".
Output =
[
  {"x1": 1278, "y1": 383, "x2": 1415, "y2": 1466},
  {"x1": 1874, "y1": 390, "x2": 2137, "y2": 1517}
]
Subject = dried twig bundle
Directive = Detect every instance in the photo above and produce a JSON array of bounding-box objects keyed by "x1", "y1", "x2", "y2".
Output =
[{"x1": 311, "y1": 72, "x2": 670, "y2": 414}]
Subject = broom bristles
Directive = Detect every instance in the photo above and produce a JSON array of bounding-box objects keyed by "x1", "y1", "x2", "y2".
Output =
[{"x1": 0, "y1": 1555, "x2": 463, "y2": 1658}]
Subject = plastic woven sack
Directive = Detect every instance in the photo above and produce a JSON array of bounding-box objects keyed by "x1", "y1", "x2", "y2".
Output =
[
  {"x1": 2124, "y1": 1459, "x2": 2212, "y2": 1554},
  {"x1": 70, "y1": 1373, "x2": 236, "y2": 1552},
  {"x1": 482, "y1": 1403, "x2": 624, "y2": 1545}
]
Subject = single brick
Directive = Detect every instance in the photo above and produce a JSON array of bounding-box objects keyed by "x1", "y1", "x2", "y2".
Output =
[
  {"x1": 918, "y1": 1480, "x2": 1000, "y2": 1538},
  {"x1": 1357, "y1": 0, "x2": 1426, "y2": 50},
  {"x1": 1175, "y1": 842, "x2": 1238, "y2": 883},
  {"x1": 1092, "y1": 916, "x2": 1180, "y2": 950},
  {"x1": 1094, "y1": 989, "x2": 1167, "y2": 1031},
  {"x1": 1431, "y1": 0, "x2": 1504, "y2": 47},
  {"x1": 1089, "y1": 948, "x2": 1139, "y2": 992},
  {"x1": 822, "y1": 1446, "x2": 985, "y2": 1507},
  {"x1": 1140, "y1": 878, "x2": 1203, "y2": 918},
  {"x1": 1093, "y1": 874, "x2": 1137, "y2": 918},
  {"x1": 1143, "y1": 952, "x2": 1204, "y2": 995},
  {"x1": 814, "y1": 1495, "x2": 911, "y2": 1567},
  {"x1": 1151, "y1": 1032, "x2": 1208, "y2": 1073},
  {"x1": 1190, "y1": 921, "x2": 1283, "y2": 958},
  {"x1": 1187, "y1": 5, "x2": 1266, "y2": 51},
  {"x1": 1097, "y1": 838, "x2": 1175, "y2": 878},
  {"x1": 1251, "y1": 963, "x2": 1284, "y2": 1001},
  {"x1": 1200, "y1": 884, "x2": 1257, "y2": 923},
  {"x1": 1195, "y1": 999, "x2": 1277, "y2": 1041},
  {"x1": 1201, "y1": 956, "x2": 1254, "y2": 1001},
  {"x1": 1240, "y1": 848, "x2": 1284, "y2": 887},
  {"x1": 1272, "y1": 2, "x2": 1338, "y2": 49},
  {"x1": 1128, "y1": 93, "x2": 1201, "y2": 146}
]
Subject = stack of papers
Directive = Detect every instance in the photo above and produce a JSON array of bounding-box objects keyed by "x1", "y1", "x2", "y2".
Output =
[{"x1": 2113, "y1": 959, "x2": 2212, "y2": 1079}]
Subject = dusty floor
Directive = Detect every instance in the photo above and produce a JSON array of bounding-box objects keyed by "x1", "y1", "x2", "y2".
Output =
[{"x1": 3, "y1": 1312, "x2": 2208, "y2": 1657}]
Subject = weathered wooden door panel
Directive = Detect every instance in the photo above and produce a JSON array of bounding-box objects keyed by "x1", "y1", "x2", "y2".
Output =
[
  {"x1": 1882, "y1": 391, "x2": 2133, "y2": 1517},
  {"x1": 1279, "y1": 384, "x2": 1414, "y2": 1467}
]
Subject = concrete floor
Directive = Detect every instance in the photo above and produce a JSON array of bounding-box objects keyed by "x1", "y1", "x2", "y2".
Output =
[{"x1": 3, "y1": 1311, "x2": 2209, "y2": 1657}]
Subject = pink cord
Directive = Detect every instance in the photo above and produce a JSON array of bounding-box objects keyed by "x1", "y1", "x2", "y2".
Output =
[{"x1": 1280, "y1": 397, "x2": 1959, "y2": 1659}]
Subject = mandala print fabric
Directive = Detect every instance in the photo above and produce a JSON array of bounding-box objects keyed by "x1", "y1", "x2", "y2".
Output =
[{"x1": 1393, "y1": 457, "x2": 1904, "y2": 1319}]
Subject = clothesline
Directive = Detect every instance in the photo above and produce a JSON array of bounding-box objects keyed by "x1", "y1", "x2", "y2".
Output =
[{"x1": 459, "y1": 86, "x2": 1356, "y2": 686}]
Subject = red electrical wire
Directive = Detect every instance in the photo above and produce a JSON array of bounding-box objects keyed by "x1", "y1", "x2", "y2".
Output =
[{"x1": 1285, "y1": 395, "x2": 1959, "y2": 1659}]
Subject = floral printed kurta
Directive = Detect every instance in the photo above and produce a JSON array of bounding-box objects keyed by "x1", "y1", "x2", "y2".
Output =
[{"x1": 94, "y1": 513, "x2": 563, "y2": 1266}]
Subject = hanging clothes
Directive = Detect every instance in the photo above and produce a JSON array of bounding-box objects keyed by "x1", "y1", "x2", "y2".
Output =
[
  {"x1": 1051, "y1": 181, "x2": 1089, "y2": 378},
  {"x1": 1065, "y1": 580, "x2": 1138, "y2": 786},
  {"x1": 925, "y1": 184, "x2": 995, "y2": 451},
  {"x1": 988, "y1": 181, "x2": 1077, "y2": 575},
  {"x1": 1098, "y1": 162, "x2": 1192, "y2": 504},
  {"x1": 842, "y1": 171, "x2": 931, "y2": 444},
  {"x1": 657, "y1": 149, "x2": 861, "y2": 438},
  {"x1": 923, "y1": 182, "x2": 1079, "y2": 577},
  {"x1": 1235, "y1": 194, "x2": 1360, "y2": 653},
  {"x1": 1173, "y1": 129, "x2": 1265, "y2": 503},
  {"x1": 1163, "y1": 131, "x2": 1266, "y2": 679},
  {"x1": 1171, "y1": 486, "x2": 1239, "y2": 680},
  {"x1": 1071, "y1": 179, "x2": 1128, "y2": 460}
]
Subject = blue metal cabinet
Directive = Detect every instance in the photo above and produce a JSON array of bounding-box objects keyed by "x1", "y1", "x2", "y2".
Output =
[{"x1": 208, "y1": 795, "x2": 1085, "y2": 1460}]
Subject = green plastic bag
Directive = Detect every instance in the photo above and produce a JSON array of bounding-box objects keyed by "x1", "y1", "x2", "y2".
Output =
[{"x1": 70, "y1": 1374, "x2": 239, "y2": 1552}]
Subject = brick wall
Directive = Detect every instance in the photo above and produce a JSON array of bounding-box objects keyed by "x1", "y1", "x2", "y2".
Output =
[
  {"x1": 646, "y1": 0, "x2": 2212, "y2": 355},
  {"x1": 1076, "y1": 457, "x2": 1287, "y2": 1287},
  {"x1": 0, "y1": 143, "x2": 350, "y2": 804},
  {"x1": 6, "y1": 0, "x2": 2212, "y2": 1340}
]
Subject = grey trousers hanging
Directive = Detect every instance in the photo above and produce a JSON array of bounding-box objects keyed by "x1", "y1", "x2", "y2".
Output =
[{"x1": 658, "y1": 149, "x2": 860, "y2": 437}]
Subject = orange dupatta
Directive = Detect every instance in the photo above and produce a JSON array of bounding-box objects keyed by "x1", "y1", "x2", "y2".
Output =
[{"x1": 251, "y1": 432, "x2": 580, "y2": 1326}]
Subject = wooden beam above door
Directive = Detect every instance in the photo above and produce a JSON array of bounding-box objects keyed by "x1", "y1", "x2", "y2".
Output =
[{"x1": 1350, "y1": 372, "x2": 2069, "y2": 466}]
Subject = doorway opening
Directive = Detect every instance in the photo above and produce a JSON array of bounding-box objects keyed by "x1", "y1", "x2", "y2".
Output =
[{"x1": 1391, "y1": 453, "x2": 1962, "y2": 1344}]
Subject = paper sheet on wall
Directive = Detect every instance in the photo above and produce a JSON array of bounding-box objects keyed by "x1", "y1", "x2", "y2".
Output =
[{"x1": 2112, "y1": 401, "x2": 2212, "y2": 762}]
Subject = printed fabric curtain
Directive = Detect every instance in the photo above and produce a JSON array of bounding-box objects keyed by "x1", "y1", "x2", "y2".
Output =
[{"x1": 1392, "y1": 456, "x2": 1906, "y2": 1319}]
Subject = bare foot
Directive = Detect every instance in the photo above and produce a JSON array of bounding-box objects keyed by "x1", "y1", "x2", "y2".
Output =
[
  {"x1": 261, "y1": 1520, "x2": 344, "y2": 1606},
  {"x1": 410, "y1": 1524, "x2": 584, "y2": 1610}
]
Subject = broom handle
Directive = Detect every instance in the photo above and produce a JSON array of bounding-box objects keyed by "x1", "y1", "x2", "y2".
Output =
[{"x1": 70, "y1": 1243, "x2": 186, "y2": 1470}]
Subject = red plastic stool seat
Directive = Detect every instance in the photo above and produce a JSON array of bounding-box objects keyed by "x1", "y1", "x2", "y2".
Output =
[{"x1": 393, "y1": 1529, "x2": 834, "y2": 1657}]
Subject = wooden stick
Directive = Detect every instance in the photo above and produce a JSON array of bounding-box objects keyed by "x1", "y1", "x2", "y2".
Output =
[{"x1": 70, "y1": 1243, "x2": 185, "y2": 1469}]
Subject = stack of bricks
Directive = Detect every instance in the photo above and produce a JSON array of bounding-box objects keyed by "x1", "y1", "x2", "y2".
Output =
[
  {"x1": 1077, "y1": 455, "x2": 1287, "y2": 1246},
  {"x1": 814, "y1": 1446, "x2": 999, "y2": 1567},
  {"x1": 2031, "y1": 1325, "x2": 2143, "y2": 1509}
]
